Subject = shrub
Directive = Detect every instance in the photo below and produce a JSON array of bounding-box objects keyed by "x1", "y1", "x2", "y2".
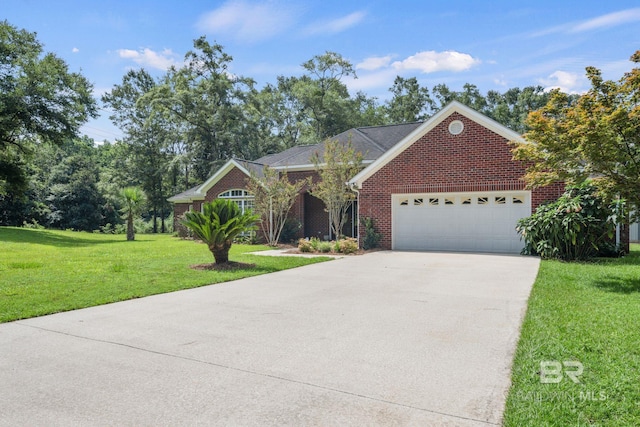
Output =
[
  {"x1": 516, "y1": 183, "x2": 621, "y2": 261},
  {"x1": 298, "y1": 238, "x2": 313, "y2": 252},
  {"x1": 361, "y1": 216, "x2": 382, "y2": 250},
  {"x1": 310, "y1": 237, "x2": 321, "y2": 251},
  {"x1": 279, "y1": 218, "x2": 301, "y2": 244},
  {"x1": 317, "y1": 241, "x2": 333, "y2": 253},
  {"x1": 339, "y1": 237, "x2": 358, "y2": 254}
]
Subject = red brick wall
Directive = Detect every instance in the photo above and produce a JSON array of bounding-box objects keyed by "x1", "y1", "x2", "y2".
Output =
[
  {"x1": 203, "y1": 167, "x2": 250, "y2": 202},
  {"x1": 358, "y1": 113, "x2": 565, "y2": 249}
]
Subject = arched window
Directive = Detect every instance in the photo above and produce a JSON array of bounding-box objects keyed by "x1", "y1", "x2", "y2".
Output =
[{"x1": 218, "y1": 189, "x2": 254, "y2": 213}]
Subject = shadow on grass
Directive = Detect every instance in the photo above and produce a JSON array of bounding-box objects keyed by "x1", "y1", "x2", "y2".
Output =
[
  {"x1": 594, "y1": 276, "x2": 640, "y2": 294},
  {"x1": 0, "y1": 227, "x2": 123, "y2": 247}
]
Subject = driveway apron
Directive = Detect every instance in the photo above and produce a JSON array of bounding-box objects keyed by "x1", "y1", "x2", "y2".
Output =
[{"x1": 0, "y1": 251, "x2": 539, "y2": 426}]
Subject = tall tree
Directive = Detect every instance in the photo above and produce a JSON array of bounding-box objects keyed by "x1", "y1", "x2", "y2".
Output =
[
  {"x1": 0, "y1": 20, "x2": 96, "y2": 198},
  {"x1": 146, "y1": 37, "x2": 254, "y2": 182},
  {"x1": 513, "y1": 50, "x2": 640, "y2": 219},
  {"x1": 102, "y1": 69, "x2": 170, "y2": 232},
  {"x1": 485, "y1": 86, "x2": 551, "y2": 134},
  {"x1": 432, "y1": 83, "x2": 487, "y2": 112},
  {"x1": 386, "y1": 76, "x2": 434, "y2": 123},
  {"x1": 296, "y1": 51, "x2": 357, "y2": 141}
]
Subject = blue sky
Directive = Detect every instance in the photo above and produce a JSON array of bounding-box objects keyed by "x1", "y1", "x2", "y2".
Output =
[{"x1": 4, "y1": 0, "x2": 640, "y2": 142}]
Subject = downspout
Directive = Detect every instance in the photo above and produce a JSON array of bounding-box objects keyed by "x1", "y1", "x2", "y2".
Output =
[{"x1": 349, "y1": 182, "x2": 361, "y2": 248}]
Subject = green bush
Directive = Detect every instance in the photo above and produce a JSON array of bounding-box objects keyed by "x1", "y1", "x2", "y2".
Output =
[
  {"x1": 516, "y1": 183, "x2": 621, "y2": 260},
  {"x1": 317, "y1": 241, "x2": 333, "y2": 253},
  {"x1": 310, "y1": 237, "x2": 321, "y2": 251},
  {"x1": 279, "y1": 218, "x2": 301, "y2": 244},
  {"x1": 361, "y1": 216, "x2": 382, "y2": 250}
]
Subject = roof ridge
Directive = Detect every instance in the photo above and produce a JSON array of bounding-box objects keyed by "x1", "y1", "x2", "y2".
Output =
[{"x1": 355, "y1": 121, "x2": 423, "y2": 131}]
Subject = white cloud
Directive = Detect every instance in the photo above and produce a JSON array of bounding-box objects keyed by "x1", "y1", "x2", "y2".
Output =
[
  {"x1": 392, "y1": 50, "x2": 480, "y2": 73},
  {"x1": 117, "y1": 48, "x2": 180, "y2": 71},
  {"x1": 72, "y1": 47, "x2": 80, "y2": 53},
  {"x1": 196, "y1": 0, "x2": 298, "y2": 43},
  {"x1": 343, "y1": 68, "x2": 397, "y2": 93},
  {"x1": 570, "y1": 8, "x2": 640, "y2": 33},
  {"x1": 304, "y1": 11, "x2": 366, "y2": 36},
  {"x1": 356, "y1": 55, "x2": 392, "y2": 71},
  {"x1": 539, "y1": 71, "x2": 588, "y2": 94}
]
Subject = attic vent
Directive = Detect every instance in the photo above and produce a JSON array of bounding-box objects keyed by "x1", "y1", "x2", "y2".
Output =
[{"x1": 448, "y1": 120, "x2": 464, "y2": 135}]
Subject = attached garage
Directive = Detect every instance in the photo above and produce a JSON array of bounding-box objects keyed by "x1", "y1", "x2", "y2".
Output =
[{"x1": 392, "y1": 191, "x2": 531, "y2": 253}]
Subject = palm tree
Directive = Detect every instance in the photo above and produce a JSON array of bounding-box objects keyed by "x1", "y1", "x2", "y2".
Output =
[
  {"x1": 121, "y1": 187, "x2": 145, "y2": 241},
  {"x1": 182, "y1": 199, "x2": 258, "y2": 264}
]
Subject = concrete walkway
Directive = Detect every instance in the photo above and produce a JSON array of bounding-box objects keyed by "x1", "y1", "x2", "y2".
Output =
[{"x1": 0, "y1": 251, "x2": 539, "y2": 426}]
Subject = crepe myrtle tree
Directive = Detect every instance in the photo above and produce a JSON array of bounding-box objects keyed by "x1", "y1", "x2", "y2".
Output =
[
  {"x1": 181, "y1": 199, "x2": 258, "y2": 264},
  {"x1": 311, "y1": 138, "x2": 363, "y2": 239},
  {"x1": 247, "y1": 166, "x2": 308, "y2": 246}
]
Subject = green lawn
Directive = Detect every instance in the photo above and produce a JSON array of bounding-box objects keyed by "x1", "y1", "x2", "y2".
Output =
[
  {"x1": 504, "y1": 244, "x2": 640, "y2": 426},
  {"x1": 0, "y1": 227, "x2": 330, "y2": 323}
]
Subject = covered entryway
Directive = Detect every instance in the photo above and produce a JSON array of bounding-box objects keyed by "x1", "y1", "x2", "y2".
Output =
[{"x1": 392, "y1": 191, "x2": 531, "y2": 253}]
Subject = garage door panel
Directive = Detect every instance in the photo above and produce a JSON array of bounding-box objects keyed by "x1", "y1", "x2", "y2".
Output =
[{"x1": 392, "y1": 191, "x2": 530, "y2": 253}]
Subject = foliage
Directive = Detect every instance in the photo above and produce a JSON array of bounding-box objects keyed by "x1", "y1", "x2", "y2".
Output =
[
  {"x1": 298, "y1": 238, "x2": 313, "y2": 252},
  {"x1": 0, "y1": 227, "x2": 330, "y2": 323},
  {"x1": 317, "y1": 241, "x2": 332, "y2": 253},
  {"x1": 297, "y1": 237, "x2": 358, "y2": 254},
  {"x1": 0, "y1": 20, "x2": 97, "y2": 196},
  {"x1": 247, "y1": 166, "x2": 307, "y2": 246},
  {"x1": 311, "y1": 138, "x2": 363, "y2": 239},
  {"x1": 338, "y1": 237, "x2": 358, "y2": 254},
  {"x1": 279, "y1": 218, "x2": 301, "y2": 244},
  {"x1": 181, "y1": 199, "x2": 258, "y2": 264},
  {"x1": 504, "y1": 245, "x2": 640, "y2": 426},
  {"x1": 516, "y1": 184, "x2": 620, "y2": 260},
  {"x1": 513, "y1": 50, "x2": 640, "y2": 219},
  {"x1": 386, "y1": 76, "x2": 435, "y2": 122},
  {"x1": 121, "y1": 187, "x2": 145, "y2": 241},
  {"x1": 360, "y1": 216, "x2": 382, "y2": 250}
]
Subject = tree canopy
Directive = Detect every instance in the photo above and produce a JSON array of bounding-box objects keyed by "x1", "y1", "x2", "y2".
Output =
[
  {"x1": 0, "y1": 20, "x2": 96, "y2": 196},
  {"x1": 513, "y1": 50, "x2": 640, "y2": 218}
]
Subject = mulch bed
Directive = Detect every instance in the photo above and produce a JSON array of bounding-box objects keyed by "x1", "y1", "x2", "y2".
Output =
[{"x1": 190, "y1": 261, "x2": 256, "y2": 271}]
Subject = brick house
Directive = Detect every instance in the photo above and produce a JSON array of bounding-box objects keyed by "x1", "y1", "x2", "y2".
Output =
[{"x1": 169, "y1": 101, "x2": 568, "y2": 253}]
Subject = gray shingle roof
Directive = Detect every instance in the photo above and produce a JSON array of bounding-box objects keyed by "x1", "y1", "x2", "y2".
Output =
[{"x1": 254, "y1": 122, "x2": 422, "y2": 167}]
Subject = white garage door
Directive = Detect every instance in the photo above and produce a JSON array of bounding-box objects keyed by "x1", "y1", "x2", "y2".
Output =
[{"x1": 392, "y1": 191, "x2": 531, "y2": 253}]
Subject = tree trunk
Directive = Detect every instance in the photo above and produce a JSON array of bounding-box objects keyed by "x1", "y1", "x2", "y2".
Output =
[
  {"x1": 126, "y1": 213, "x2": 135, "y2": 241},
  {"x1": 210, "y1": 242, "x2": 231, "y2": 264}
]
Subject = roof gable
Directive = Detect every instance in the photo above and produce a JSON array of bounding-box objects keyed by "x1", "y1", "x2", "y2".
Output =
[
  {"x1": 349, "y1": 101, "x2": 525, "y2": 188},
  {"x1": 167, "y1": 159, "x2": 255, "y2": 203}
]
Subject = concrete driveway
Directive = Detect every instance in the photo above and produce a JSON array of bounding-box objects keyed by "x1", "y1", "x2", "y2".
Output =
[{"x1": 0, "y1": 251, "x2": 539, "y2": 426}]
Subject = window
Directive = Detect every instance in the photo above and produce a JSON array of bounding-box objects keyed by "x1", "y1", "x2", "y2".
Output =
[
  {"x1": 461, "y1": 198, "x2": 471, "y2": 205},
  {"x1": 477, "y1": 197, "x2": 488, "y2": 205},
  {"x1": 513, "y1": 196, "x2": 524, "y2": 204},
  {"x1": 414, "y1": 198, "x2": 424, "y2": 206},
  {"x1": 444, "y1": 198, "x2": 454, "y2": 205},
  {"x1": 218, "y1": 189, "x2": 254, "y2": 213},
  {"x1": 400, "y1": 199, "x2": 409, "y2": 206},
  {"x1": 429, "y1": 198, "x2": 439, "y2": 206},
  {"x1": 495, "y1": 196, "x2": 506, "y2": 205}
]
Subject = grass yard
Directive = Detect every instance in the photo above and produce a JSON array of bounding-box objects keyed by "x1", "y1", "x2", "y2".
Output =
[
  {"x1": 0, "y1": 227, "x2": 330, "y2": 323},
  {"x1": 504, "y1": 244, "x2": 640, "y2": 426}
]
